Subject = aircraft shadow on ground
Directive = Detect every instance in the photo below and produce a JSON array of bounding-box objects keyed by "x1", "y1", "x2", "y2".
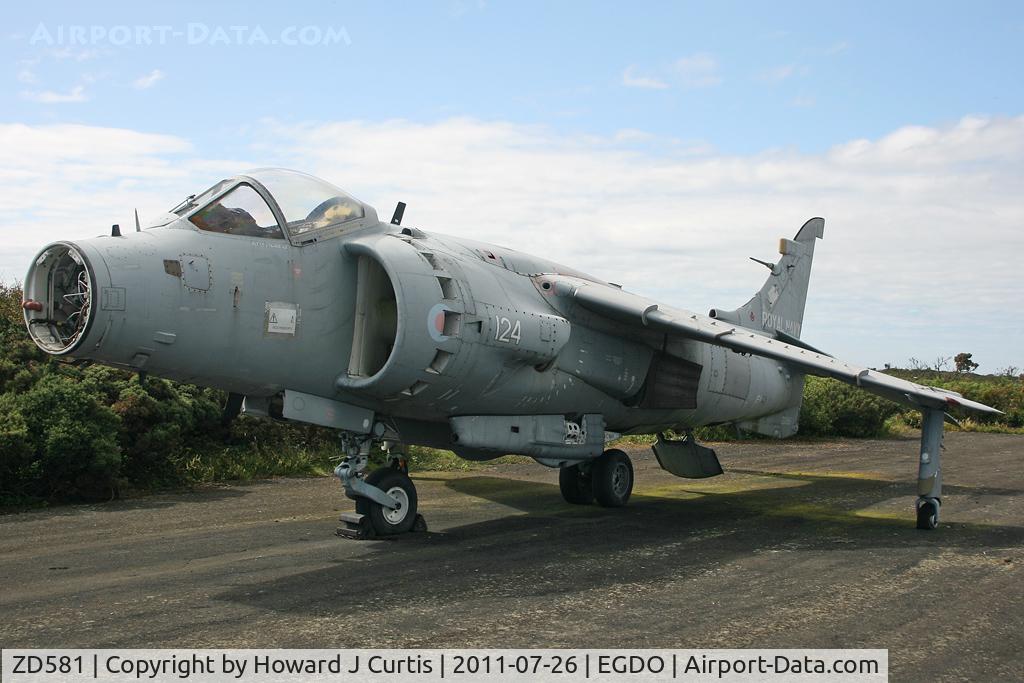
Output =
[
  {"x1": 221, "y1": 469, "x2": 1024, "y2": 616},
  {"x1": 0, "y1": 484, "x2": 260, "y2": 520}
]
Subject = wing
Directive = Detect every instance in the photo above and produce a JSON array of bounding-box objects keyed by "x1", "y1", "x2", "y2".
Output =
[{"x1": 546, "y1": 276, "x2": 1001, "y2": 416}]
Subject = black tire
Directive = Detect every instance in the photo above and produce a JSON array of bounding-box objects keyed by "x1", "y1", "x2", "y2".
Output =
[
  {"x1": 916, "y1": 498, "x2": 939, "y2": 530},
  {"x1": 559, "y1": 464, "x2": 594, "y2": 505},
  {"x1": 591, "y1": 449, "x2": 633, "y2": 508},
  {"x1": 356, "y1": 468, "x2": 418, "y2": 535}
]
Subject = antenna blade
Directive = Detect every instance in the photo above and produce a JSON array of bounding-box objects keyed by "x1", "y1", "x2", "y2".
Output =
[{"x1": 134, "y1": 209, "x2": 141, "y2": 232}]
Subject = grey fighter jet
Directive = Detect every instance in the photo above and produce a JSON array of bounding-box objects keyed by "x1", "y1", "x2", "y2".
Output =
[{"x1": 22, "y1": 169, "x2": 1000, "y2": 537}]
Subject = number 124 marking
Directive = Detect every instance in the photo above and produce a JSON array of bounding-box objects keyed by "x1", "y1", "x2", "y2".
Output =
[{"x1": 495, "y1": 316, "x2": 522, "y2": 344}]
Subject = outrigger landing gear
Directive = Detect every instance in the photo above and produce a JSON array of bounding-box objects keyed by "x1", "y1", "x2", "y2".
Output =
[
  {"x1": 334, "y1": 433, "x2": 427, "y2": 540},
  {"x1": 559, "y1": 448, "x2": 634, "y2": 508},
  {"x1": 916, "y1": 408, "x2": 944, "y2": 530}
]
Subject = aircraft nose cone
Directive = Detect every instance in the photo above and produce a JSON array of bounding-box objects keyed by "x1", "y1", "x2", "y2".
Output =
[{"x1": 23, "y1": 241, "x2": 99, "y2": 355}]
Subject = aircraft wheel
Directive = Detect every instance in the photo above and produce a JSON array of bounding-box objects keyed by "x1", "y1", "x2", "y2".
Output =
[
  {"x1": 559, "y1": 464, "x2": 594, "y2": 505},
  {"x1": 357, "y1": 468, "x2": 418, "y2": 535},
  {"x1": 916, "y1": 498, "x2": 940, "y2": 530},
  {"x1": 591, "y1": 449, "x2": 634, "y2": 508}
]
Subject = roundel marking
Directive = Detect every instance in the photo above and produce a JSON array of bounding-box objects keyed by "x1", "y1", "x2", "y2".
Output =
[{"x1": 427, "y1": 303, "x2": 451, "y2": 342}]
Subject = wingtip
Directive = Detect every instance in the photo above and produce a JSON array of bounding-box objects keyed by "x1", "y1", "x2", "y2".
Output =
[{"x1": 945, "y1": 395, "x2": 1003, "y2": 415}]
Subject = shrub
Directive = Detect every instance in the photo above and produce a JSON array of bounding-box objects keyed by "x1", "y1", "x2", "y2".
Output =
[
  {"x1": 2, "y1": 374, "x2": 122, "y2": 501},
  {"x1": 0, "y1": 397, "x2": 36, "y2": 504},
  {"x1": 111, "y1": 378, "x2": 225, "y2": 487},
  {"x1": 798, "y1": 376, "x2": 900, "y2": 438},
  {"x1": 884, "y1": 370, "x2": 1024, "y2": 429}
]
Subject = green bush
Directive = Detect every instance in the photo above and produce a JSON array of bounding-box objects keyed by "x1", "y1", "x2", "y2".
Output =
[
  {"x1": 799, "y1": 371, "x2": 1024, "y2": 436},
  {"x1": 111, "y1": 377, "x2": 224, "y2": 487},
  {"x1": 798, "y1": 376, "x2": 901, "y2": 438},
  {"x1": 0, "y1": 396, "x2": 36, "y2": 504},
  {"x1": 2, "y1": 374, "x2": 122, "y2": 501},
  {"x1": 884, "y1": 370, "x2": 1024, "y2": 429}
]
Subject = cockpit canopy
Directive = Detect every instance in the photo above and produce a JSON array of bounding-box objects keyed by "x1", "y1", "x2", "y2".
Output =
[{"x1": 171, "y1": 168, "x2": 376, "y2": 243}]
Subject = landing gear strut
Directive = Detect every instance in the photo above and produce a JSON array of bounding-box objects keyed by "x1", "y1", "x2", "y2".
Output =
[
  {"x1": 334, "y1": 432, "x2": 427, "y2": 539},
  {"x1": 916, "y1": 408, "x2": 944, "y2": 530},
  {"x1": 559, "y1": 449, "x2": 634, "y2": 508}
]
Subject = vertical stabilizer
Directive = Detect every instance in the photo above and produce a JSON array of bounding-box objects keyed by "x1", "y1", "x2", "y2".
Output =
[{"x1": 709, "y1": 217, "x2": 823, "y2": 340}]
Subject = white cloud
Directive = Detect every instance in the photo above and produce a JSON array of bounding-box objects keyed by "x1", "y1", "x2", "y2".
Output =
[
  {"x1": 825, "y1": 40, "x2": 850, "y2": 55},
  {"x1": 19, "y1": 85, "x2": 87, "y2": 103},
  {"x1": 16, "y1": 66, "x2": 37, "y2": 84},
  {"x1": 623, "y1": 53, "x2": 721, "y2": 90},
  {"x1": 448, "y1": 0, "x2": 486, "y2": 17},
  {"x1": 757, "y1": 64, "x2": 808, "y2": 84},
  {"x1": 49, "y1": 47, "x2": 99, "y2": 62},
  {"x1": 133, "y1": 69, "x2": 164, "y2": 89},
  {"x1": 790, "y1": 95, "x2": 815, "y2": 107},
  {"x1": 1, "y1": 115, "x2": 1022, "y2": 371},
  {"x1": 0, "y1": 123, "x2": 242, "y2": 282},
  {"x1": 613, "y1": 128, "x2": 654, "y2": 142},
  {"x1": 622, "y1": 65, "x2": 668, "y2": 90},
  {"x1": 673, "y1": 53, "x2": 721, "y2": 87}
]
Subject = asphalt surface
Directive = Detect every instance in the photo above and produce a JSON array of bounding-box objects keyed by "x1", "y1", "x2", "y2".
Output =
[{"x1": 2, "y1": 433, "x2": 1023, "y2": 681}]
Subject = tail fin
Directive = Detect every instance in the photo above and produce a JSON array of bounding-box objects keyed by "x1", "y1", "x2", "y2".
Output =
[{"x1": 709, "y1": 217, "x2": 823, "y2": 340}]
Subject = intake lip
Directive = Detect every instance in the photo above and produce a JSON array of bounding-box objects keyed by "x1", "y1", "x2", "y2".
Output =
[{"x1": 23, "y1": 241, "x2": 98, "y2": 355}]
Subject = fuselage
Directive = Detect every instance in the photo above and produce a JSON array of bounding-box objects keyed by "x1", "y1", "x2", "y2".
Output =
[{"x1": 25, "y1": 173, "x2": 985, "y2": 532}]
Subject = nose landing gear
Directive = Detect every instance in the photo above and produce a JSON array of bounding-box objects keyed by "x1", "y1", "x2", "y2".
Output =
[
  {"x1": 334, "y1": 433, "x2": 427, "y2": 540},
  {"x1": 356, "y1": 467, "x2": 419, "y2": 535}
]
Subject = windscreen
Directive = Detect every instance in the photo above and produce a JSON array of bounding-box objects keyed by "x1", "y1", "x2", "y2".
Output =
[
  {"x1": 245, "y1": 168, "x2": 365, "y2": 238},
  {"x1": 188, "y1": 184, "x2": 284, "y2": 239},
  {"x1": 172, "y1": 179, "x2": 232, "y2": 216}
]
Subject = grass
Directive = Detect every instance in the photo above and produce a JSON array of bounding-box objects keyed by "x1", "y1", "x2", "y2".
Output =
[
  {"x1": 171, "y1": 441, "x2": 346, "y2": 483},
  {"x1": 404, "y1": 446, "x2": 532, "y2": 472}
]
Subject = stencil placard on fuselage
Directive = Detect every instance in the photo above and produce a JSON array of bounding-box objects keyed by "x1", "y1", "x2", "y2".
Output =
[{"x1": 266, "y1": 302, "x2": 298, "y2": 335}]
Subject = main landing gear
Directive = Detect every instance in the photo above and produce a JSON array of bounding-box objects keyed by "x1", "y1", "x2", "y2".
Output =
[
  {"x1": 334, "y1": 433, "x2": 427, "y2": 540},
  {"x1": 559, "y1": 448, "x2": 634, "y2": 507}
]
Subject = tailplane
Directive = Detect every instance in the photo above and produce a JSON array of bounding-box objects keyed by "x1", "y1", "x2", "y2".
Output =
[{"x1": 709, "y1": 217, "x2": 823, "y2": 340}]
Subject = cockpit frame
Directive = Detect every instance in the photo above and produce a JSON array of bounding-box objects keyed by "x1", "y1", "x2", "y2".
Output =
[{"x1": 177, "y1": 169, "x2": 378, "y2": 246}]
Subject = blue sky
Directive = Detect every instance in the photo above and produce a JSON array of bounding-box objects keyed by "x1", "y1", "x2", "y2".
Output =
[
  {"x1": 2, "y1": 1, "x2": 1023, "y2": 371},
  {"x1": 6, "y1": 1, "x2": 1023, "y2": 154}
]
